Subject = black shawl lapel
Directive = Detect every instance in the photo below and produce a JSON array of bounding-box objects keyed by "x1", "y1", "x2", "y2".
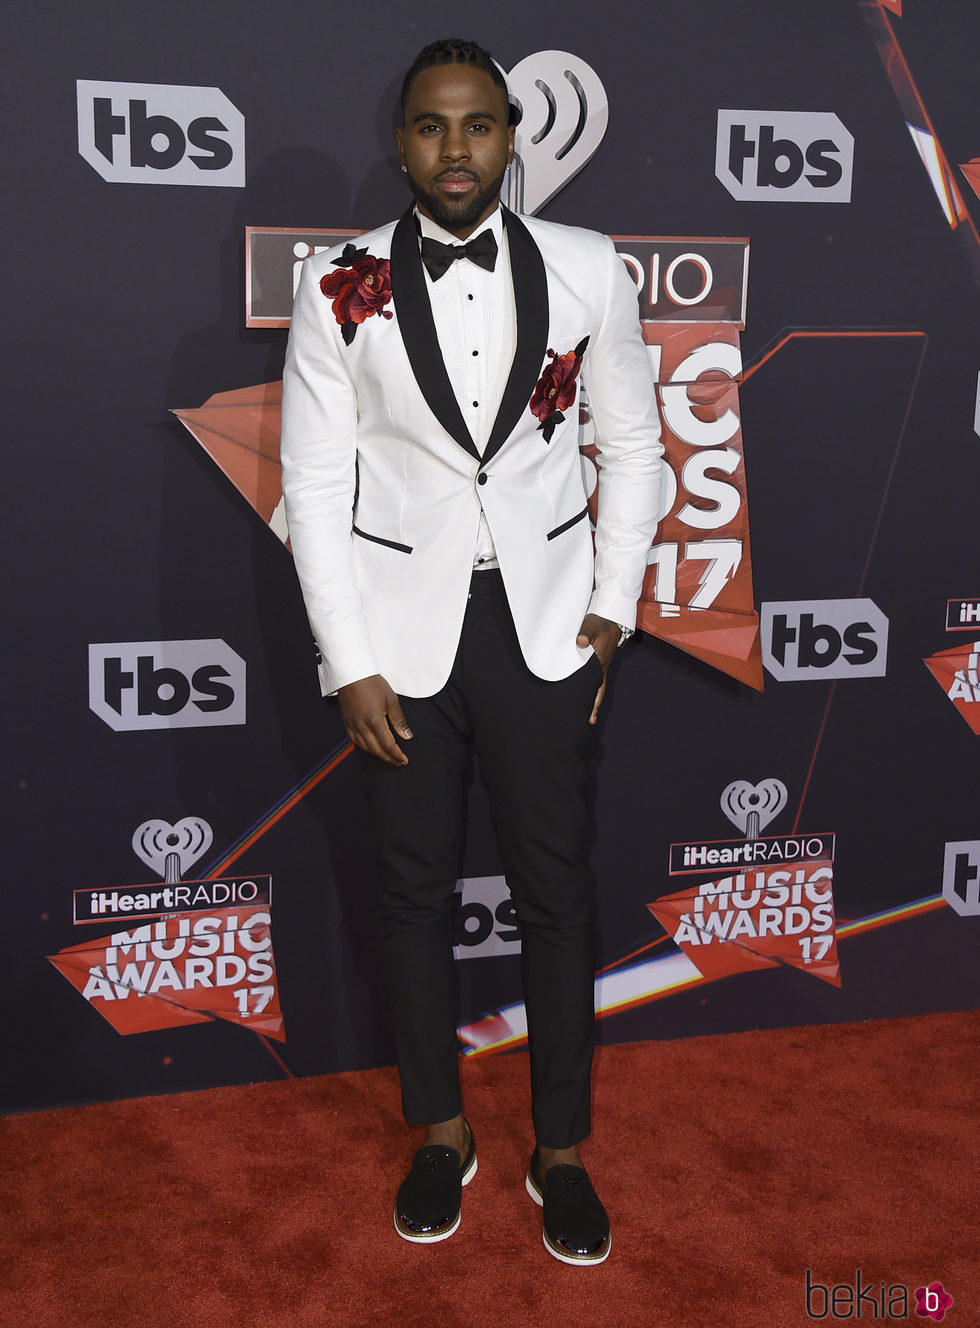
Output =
[
  {"x1": 483, "y1": 208, "x2": 549, "y2": 465},
  {"x1": 389, "y1": 207, "x2": 480, "y2": 461}
]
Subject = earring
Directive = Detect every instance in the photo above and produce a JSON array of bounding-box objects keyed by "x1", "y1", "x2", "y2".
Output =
[{"x1": 401, "y1": 165, "x2": 407, "y2": 172}]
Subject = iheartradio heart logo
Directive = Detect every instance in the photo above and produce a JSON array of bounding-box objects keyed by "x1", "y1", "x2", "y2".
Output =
[
  {"x1": 503, "y1": 51, "x2": 609, "y2": 216},
  {"x1": 720, "y1": 779, "x2": 787, "y2": 836},
  {"x1": 132, "y1": 817, "x2": 213, "y2": 881}
]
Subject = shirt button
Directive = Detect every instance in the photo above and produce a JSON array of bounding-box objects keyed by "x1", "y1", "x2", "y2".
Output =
[
  {"x1": 467, "y1": 294, "x2": 474, "y2": 301},
  {"x1": 477, "y1": 473, "x2": 488, "y2": 486},
  {"x1": 472, "y1": 400, "x2": 479, "y2": 407},
  {"x1": 472, "y1": 350, "x2": 479, "y2": 357}
]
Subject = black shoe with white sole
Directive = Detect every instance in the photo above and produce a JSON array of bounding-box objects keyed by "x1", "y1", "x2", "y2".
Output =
[
  {"x1": 393, "y1": 1123, "x2": 477, "y2": 1243},
  {"x1": 525, "y1": 1147, "x2": 611, "y2": 1265}
]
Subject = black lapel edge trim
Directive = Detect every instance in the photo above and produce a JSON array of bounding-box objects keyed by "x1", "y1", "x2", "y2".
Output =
[
  {"x1": 390, "y1": 207, "x2": 479, "y2": 461},
  {"x1": 484, "y1": 208, "x2": 549, "y2": 464},
  {"x1": 546, "y1": 506, "x2": 589, "y2": 541},
  {"x1": 352, "y1": 525, "x2": 414, "y2": 554}
]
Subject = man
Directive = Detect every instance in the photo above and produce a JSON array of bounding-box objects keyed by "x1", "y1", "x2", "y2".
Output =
[{"x1": 280, "y1": 38, "x2": 662, "y2": 1265}]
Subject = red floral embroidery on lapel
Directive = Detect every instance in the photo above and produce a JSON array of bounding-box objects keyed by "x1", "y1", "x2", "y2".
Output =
[
  {"x1": 529, "y1": 336, "x2": 589, "y2": 442},
  {"x1": 319, "y1": 244, "x2": 393, "y2": 346}
]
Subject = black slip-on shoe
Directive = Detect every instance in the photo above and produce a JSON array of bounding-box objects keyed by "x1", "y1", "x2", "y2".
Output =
[
  {"x1": 525, "y1": 1147, "x2": 611, "y2": 1266},
  {"x1": 393, "y1": 1123, "x2": 477, "y2": 1243}
]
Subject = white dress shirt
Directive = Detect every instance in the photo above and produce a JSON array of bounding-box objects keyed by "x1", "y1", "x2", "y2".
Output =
[{"x1": 416, "y1": 206, "x2": 516, "y2": 568}]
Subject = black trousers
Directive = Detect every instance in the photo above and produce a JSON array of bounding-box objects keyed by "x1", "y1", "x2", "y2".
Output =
[{"x1": 358, "y1": 569, "x2": 603, "y2": 1149}]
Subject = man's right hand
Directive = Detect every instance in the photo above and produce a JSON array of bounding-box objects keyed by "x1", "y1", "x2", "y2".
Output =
[{"x1": 338, "y1": 675, "x2": 413, "y2": 766}]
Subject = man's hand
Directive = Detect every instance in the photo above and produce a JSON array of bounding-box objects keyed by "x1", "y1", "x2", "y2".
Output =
[
  {"x1": 576, "y1": 614, "x2": 621, "y2": 725},
  {"x1": 338, "y1": 674, "x2": 413, "y2": 766}
]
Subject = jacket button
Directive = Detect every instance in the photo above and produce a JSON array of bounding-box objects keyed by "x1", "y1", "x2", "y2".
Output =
[{"x1": 477, "y1": 473, "x2": 488, "y2": 486}]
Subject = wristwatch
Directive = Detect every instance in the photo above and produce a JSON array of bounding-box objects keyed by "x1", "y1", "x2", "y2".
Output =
[{"x1": 616, "y1": 625, "x2": 634, "y2": 649}]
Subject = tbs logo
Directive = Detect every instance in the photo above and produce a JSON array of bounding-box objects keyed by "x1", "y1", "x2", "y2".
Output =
[
  {"x1": 715, "y1": 110, "x2": 853, "y2": 203},
  {"x1": 89, "y1": 640, "x2": 246, "y2": 731},
  {"x1": 76, "y1": 80, "x2": 245, "y2": 187},
  {"x1": 943, "y1": 841, "x2": 980, "y2": 917},
  {"x1": 761, "y1": 600, "x2": 888, "y2": 681},
  {"x1": 452, "y1": 876, "x2": 521, "y2": 960}
]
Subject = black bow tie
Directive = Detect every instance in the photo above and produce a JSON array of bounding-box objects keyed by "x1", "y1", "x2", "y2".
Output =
[{"x1": 420, "y1": 228, "x2": 498, "y2": 281}]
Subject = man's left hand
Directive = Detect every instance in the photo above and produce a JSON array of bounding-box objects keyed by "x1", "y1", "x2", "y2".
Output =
[{"x1": 576, "y1": 614, "x2": 621, "y2": 725}]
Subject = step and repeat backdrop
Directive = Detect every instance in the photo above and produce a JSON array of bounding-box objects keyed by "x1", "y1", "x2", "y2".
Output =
[{"x1": 4, "y1": 0, "x2": 978, "y2": 1112}]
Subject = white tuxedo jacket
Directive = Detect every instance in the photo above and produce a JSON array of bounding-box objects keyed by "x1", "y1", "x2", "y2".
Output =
[{"x1": 280, "y1": 206, "x2": 663, "y2": 698}]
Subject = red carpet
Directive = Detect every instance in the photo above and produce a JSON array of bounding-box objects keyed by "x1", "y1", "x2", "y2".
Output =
[{"x1": 1, "y1": 1011, "x2": 977, "y2": 1327}]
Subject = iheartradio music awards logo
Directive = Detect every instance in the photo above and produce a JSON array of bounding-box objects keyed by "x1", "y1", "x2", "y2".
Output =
[
  {"x1": 924, "y1": 598, "x2": 980, "y2": 733},
  {"x1": 47, "y1": 817, "x2": 284, "y2": 1041},
  {"x1": 501, "y1": 51, "x2": 608, "y2": 215},
  {"x1": 651, "y1": 779, "x2": 841, "y2": 987}
]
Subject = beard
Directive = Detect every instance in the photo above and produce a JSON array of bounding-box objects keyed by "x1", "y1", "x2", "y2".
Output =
[{"x1": 406, "y1": 165, "x2": 507, "y2": 236}]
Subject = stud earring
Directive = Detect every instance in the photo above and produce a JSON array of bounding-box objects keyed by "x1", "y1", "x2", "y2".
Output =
[{"x1": 401, "y1": 164, "x2": 407, "y2": 172}]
